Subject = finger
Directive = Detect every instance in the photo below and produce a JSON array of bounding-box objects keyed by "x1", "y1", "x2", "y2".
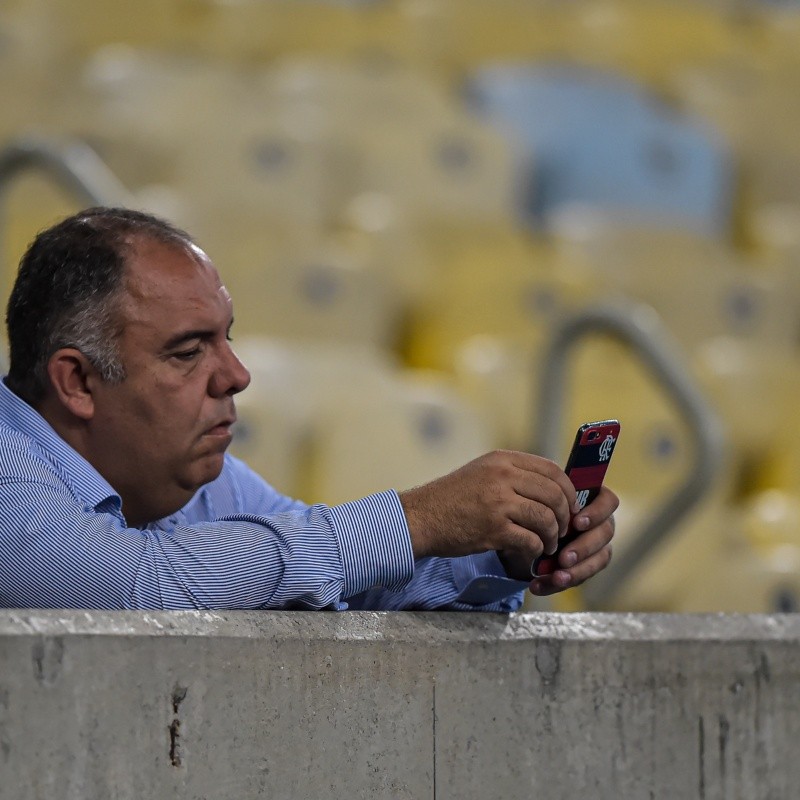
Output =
[
  {"x1": 558, "y1": 517, "x2": 615, "y2": 568},
  {"x1": 497, "y1": 522, "x2": 547, "y2": 561},
  {"x1": 530, "y1": 544, "x2": 613, "y2": 596},
  {"x1": 509, "y1": 498, "x2": 564, "y2": 555},
  {"x1": 509, "y1": 451, "x2": 579, "y2": 512},
  {"x1": 510, "y1": 471, "x2": 574, "y2": 545}
]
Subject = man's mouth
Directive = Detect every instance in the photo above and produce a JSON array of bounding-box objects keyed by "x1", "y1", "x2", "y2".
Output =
[{"x1": 204, "y1": 418, "x2": 235, "y2": 437}]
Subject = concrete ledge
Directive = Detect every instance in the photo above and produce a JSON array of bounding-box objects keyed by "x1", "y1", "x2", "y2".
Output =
[{"x1": 1, "y1": 611, "x2": 798, "y2": 799}]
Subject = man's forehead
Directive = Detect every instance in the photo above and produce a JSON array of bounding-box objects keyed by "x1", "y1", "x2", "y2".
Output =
[
  {"x1": 123, "y1": 237, "x2": 222, "y2": 295},
  {"x1": 117, "y1": 237, "x2": 233, "y2": 334}
]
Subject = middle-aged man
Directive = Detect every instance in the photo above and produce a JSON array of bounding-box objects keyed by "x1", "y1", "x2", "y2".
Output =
[{"x1": 0, "y1": 207, "x2": 617, "y2": 611}]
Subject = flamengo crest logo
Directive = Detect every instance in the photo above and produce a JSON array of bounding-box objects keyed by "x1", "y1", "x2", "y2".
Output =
[{"x1": 599, "y1": 434, "x2": 616, "y2": 462}]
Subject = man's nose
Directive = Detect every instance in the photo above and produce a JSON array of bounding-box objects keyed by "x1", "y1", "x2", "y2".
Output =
[{"x1": 210, "y1": 345, "x2": 251, "y2": 397}]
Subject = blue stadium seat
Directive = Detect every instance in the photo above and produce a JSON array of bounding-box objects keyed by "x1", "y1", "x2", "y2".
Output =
[{"x1": 464, "y1": 62, "x2": 734, "y2": 236}]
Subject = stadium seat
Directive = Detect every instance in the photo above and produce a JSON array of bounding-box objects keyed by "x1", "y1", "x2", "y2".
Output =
[
  {"x1": 554, "y1": 338, "x2": 695, "y2": 507},
  {"x1": 0, "y1": 1, "x2": 60, "y2": 142},
  {"x1": 404, "y1": 225, "x2": 596, "y2": 371},
  {"x1": 265, "y1": 56, "x2": 524, "y2": 226},
  {"x1": 751, "y1": 401, "x2": 800, "y2": 497},
  {"x1": 552, "y1": 221, "x2": 800, "y2": 354},
  {"x1": 553, "y1": 220, "x2": 800, "y2": 494},
  {"x1": 691, "y1": 338, "x2": 800, "y2": 482},
  {"x1": 371, "y1": 0, "x2": 571, "y2": 81},
  {"x1": 669, "y1": 56, "x2": 800, "y2": 239},
  {"x1": 464, "y1": 62, "x2": 734, "y2": 236},
  {"x1": 604, "y1": 486, "x2": 800, "y2": 614},
  {"x1": 167, "y1": 0, "x2": 363, "y2": 62},
  {"x1": 222, "y1": 233, "x2": 406, "y2": 348},
  {"x1": 560, "y1": 0, "x2": 740, "y2": 88},
  {"x1": 233, "y1": 336, "x2": 493, "y2": 507},
  {"x1": 229, "y1": 378, "x2": 311, "y2": 500},
  {"x1": 354, "y1": 107, "x2": 525, "y2": 230},
  {"x1": 59, "y1": 47, "x2": 245, "y2": 190},
  {"x1": 308, "y1": 368, "x2": 493, "y2": 505},
  {"x1": 230, "y1": 336, "x2": 403, "y2": 500},
  {"x1": 576, "y1": 486, "x2": 732, "y2": 612}
]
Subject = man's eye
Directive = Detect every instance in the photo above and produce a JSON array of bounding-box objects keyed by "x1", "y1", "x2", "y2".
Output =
[{"x1": 172, "y1": 348, "x2": 200, "y2": 361}]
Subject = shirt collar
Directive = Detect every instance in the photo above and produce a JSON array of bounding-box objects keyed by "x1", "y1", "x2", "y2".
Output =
[{"x1": 0, "y1": 377, "x2": 122, "y2": 514}]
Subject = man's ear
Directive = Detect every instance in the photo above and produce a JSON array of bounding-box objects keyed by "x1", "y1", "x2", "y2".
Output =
[{"x1": 46, "y1": 348, "x2": 99, "y2": 420}]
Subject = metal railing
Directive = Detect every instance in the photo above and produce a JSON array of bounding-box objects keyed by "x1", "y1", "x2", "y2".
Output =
[
  {"x1": 533, "y1": 302, "x2": 727, "y2": 609},
  {"x1": 0, "y1": 134, "x2": 134, "y2": 267}
]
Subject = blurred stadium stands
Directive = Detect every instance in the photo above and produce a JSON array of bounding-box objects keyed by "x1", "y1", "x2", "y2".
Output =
[{"x1": 2, "y1": 0, "x2": 800, "y2": 613}]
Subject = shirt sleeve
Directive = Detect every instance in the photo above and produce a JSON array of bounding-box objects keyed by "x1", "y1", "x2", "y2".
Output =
[
  {"x1": 0, "y1": 471, "x2": 414, "y2": 611},
  {"x1": 0, "y1": 453, "x2": 524, "y2": 612},
  {"x1": 216, "y1": 457, "x2": 527, "y2": 612},
  {"x1": 343, "y1": 551, "x2": 526, "y2": 612}
]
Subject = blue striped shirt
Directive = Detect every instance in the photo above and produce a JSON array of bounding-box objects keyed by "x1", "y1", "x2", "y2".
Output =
[{"x1": 0, "y1": 379, "x2": 525, "y2": 611}]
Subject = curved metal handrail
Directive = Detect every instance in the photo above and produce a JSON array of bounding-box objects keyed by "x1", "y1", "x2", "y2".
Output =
[
  {"x1": 532, "y1": 302, "x2": 727, "y2": 609},
  {"x1": 0, "y1": 135, "x2": 133, "y2": 207},
  {"x1": 0, "y1": 135, "x2": 134, "y2": 270}
]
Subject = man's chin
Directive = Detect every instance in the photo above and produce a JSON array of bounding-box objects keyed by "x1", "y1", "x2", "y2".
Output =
[{"x1": 182, "y1": 450, "x2": 227, "y2": 493}]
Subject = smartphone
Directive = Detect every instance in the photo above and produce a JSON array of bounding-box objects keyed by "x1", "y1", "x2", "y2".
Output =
[{"x1": 531, "y1": 419, "x2": 620, "y2": 578}]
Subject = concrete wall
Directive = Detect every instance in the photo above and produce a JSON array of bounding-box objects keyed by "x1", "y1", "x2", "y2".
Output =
[{"x1": 1, "y1": 610, "x2": 798, "y2": 800}]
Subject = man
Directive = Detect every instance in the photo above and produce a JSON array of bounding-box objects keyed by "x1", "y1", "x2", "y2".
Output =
[{"x1": 0, "y1": 207, "x2": 616, "y2": 610}]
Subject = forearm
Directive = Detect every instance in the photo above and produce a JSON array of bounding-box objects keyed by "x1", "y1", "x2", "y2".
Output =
[{"x1": 0, "y1": 482, "x2": 414, "y2": 610}]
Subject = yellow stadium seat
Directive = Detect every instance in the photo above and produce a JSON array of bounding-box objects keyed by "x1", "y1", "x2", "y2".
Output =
[
  {"x1": 358, "y1": 0, "x2": 571, "y2": 78},
  {"x1": 44, "y1": 0, "x2": 363, "y2": 61},
  {"x1": 751, "y1": 404, "x2": 800, "y2": 497},
  {"x1": 262, "y1": 57, "x2": 522, "y2": 227},
  {"x1": 58, "y1": 47, "x2": 245, "y2": 190},
  {"x1": 553, "y1": 220, "x2": 800, "y2": 353},
  {"x1": 307, "y1": 369, "x2": 494, "y2": 505},
  {"x1": 578, "y1": 486, "x2": 732, "y2": 611},
  {"x1": 230, "y1": 380, "x2": 310, "y2": 500},
  {"x1": 232, "y1": 337, "x2": 493, "y2": 506},
  {"x1": 691, "y1": 338, "x2": 800, "y2": 481},
  {"x1": 230, "y1": 337, "x2": 402, "y2": 501},
  {"x1": 168, "y1": 0, "x2": 363, "y2": 62},
  {"x1": 222, "y1": 233, "x2": 406, "y2": 348},
  {"x1": 561, "y1": 0, "x2": 740, "y2": 88},
  {"x1": 0, "y1": 2, "x2": 58, "y2": 142},
  {"x1": 356, "y1": 109, "x2": 523, "y2": 230},
  {"x1": 669, "y1": 56, "x2": 800, "y2": 241},
  {"x1": 552, "y1": 337, "x2": 697, "y2": 511},
  {"x1": 405, "y1": 225, "x2": 596, "y2": 371}
]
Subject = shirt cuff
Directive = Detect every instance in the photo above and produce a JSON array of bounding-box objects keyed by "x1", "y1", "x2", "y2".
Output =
[
  {"x1": 329, "y1": 489, "x2": 415, "y2": 598},
  {"x1": 451, "y1": 551, "x2": 531, "y2": 606}
]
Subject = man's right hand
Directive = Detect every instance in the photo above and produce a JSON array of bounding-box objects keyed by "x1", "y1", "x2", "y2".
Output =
[{"x1": 398, "y1": 450, "x2": 580, "y2": 570}]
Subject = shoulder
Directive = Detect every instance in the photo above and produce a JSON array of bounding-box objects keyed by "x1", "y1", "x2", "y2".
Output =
[
  {"x1": 186, "y1": 453, "x2": 309, "y2": 519},
  {"x1": 0, "y1": 421, "x2": 61, "y2": 485}
]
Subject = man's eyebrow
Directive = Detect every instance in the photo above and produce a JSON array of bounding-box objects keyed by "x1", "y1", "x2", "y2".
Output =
[
  {"x1": 161, "y1": 329, "x2": 214, "y2": 351},
  {"x1": 161, "y1": 319, "x2": 235, "y2": 351}
]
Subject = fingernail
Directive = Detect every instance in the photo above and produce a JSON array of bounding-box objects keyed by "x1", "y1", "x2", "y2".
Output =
[
  {"x1": 530, "y1": 581, "x2": 542, "y2": 595},
  {"x1": 563, "y1": 551, "x2": 577, "y2": 567},
  {"x1": 575, "y1": 515, "x2": 590, "y2": 530}
]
